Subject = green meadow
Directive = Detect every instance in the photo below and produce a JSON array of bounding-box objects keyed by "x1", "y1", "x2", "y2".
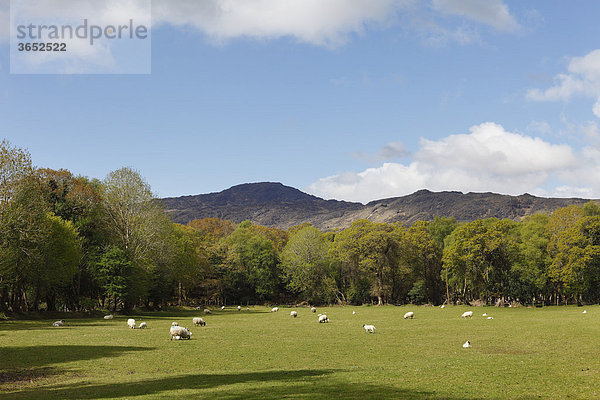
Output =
[{"x1": 1, "y1": 305, "x2": 599, "y2": 399}]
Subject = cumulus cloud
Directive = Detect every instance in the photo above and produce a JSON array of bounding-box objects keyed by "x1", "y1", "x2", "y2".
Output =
[
  {"x1": 0, "y1": 0, "x2": 524, "y2": 49},
  {"x1": 152, "y1": 0, "x2": 408, "y2": 47},
  {"x1": 527, "y1": 49, "x2": 600, "y2": 118},
  {"x1": 306, "y1": 122, "x2": 598, "y2": 203},
  {"x1": 431, "y1": 0, "x2": 519, "y2": 32}
]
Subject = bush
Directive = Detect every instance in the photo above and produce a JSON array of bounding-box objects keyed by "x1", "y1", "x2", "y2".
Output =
[
  {"x1": 348, "y1": 278, "x2": 372, "y2": 305},
  {"x1": 408, "y1": 281, "x2": 426, "y2": 305}
]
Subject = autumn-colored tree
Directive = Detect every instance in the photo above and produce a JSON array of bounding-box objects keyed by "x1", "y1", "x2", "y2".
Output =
[{"x1": 188, "y1": 218, "x2": 236, "y2": 243}]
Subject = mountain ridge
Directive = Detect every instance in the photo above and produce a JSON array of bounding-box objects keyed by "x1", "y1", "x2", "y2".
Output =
[{"x1": 162, "y1": 182, "x2": 594, "y2": 230}]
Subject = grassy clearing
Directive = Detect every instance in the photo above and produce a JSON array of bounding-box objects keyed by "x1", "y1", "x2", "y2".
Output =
[{"x1": 1, "y1": 305, "x2": 600, "y2": 399}]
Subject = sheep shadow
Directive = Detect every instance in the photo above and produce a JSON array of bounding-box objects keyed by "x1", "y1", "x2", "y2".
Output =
[
  {"x1": 0, "y1": 345, "x2": 152, "y2": 385},
  {"x1": 1, "y1": 368, "x2": 485, "y2": 400}
]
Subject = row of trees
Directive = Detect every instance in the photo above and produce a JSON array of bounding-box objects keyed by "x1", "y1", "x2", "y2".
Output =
[{"x1": 2, "y1": 140, "x2": 600, "y2": 312}]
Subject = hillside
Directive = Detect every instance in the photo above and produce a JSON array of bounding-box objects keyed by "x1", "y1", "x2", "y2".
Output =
[{"x1": 162, "y1": 182, "x2": 593, "y2": 230}]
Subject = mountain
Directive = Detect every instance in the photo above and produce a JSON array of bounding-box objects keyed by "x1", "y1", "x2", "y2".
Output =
[{"x1": 162, "y1": 182, "x2": 594, "y2": 230}]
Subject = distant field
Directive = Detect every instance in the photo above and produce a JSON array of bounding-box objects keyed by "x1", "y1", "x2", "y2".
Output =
[{"x1": 1, "y1": 305, "x2": 599, "y2": 399}]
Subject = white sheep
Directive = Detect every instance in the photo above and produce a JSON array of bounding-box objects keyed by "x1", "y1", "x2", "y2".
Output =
[
  {"x1": 352, "y1": 311, "x2": 356, "y2": 315},
  {"x1": 171, "y1": 322, "x2": 179, "y2": 326},
  {"x1": 127, "y1": 318, "x2": 136, "y2": 329},
  {"x1": 238, "y1": 306, "x2": 242, "y2": 311},
  {"x1": 440, "y1": 305, "x2": 446, "y2": 309},
  {"x1": 271, "y1": 307, "x2": 279, "y2": 312},
  {"x1": 52, "y1": 320, "x2": 65, "y2": 327},
  {"x1": 461, "y1": 311, "x2": 473, "y2": 319},
  {"x1": 482, "y1": 313, "x2": 487, "y2": 316},
  {"x1": 404, "y1": 312, "x2": 414, "y2": 319},
  {"x1": 103, "y1": 314, "x2": 113, "y2": 320},
  {"x1": 193, "y1": 317, "x2": 206, "y2": 326},
  {"x1": 462, "y1": 340, "x2": 471, "y2": 348},
  {"x1": 487, "y1": 316, "x2": 494, "y2": 320},
  {"x1": 311, "y1": 307, "x2": 316, "y2": 313},
  {"x1": 204, "y1": 309, "x2": 212, "y2": 314},
  {"x1": 583, "y1": 310, "x2": 588, "y2": 314},
  {"x1": 170, "y1": 325, "x2": 192, "y2": 340},
  {"x1": 139, "y1": 322, "x2": 147, "y2": 329},
  {"x1": 290, "y1": 311, "x2": 298, "y2": 318},
  {"x1": 318, "y1": 314, "x2": 329, "y2": 323},
  {"x1": 363, "y1": 324, "x2": 376, "y2": 333}
]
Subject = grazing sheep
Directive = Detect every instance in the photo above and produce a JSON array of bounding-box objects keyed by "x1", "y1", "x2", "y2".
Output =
[
  {"x1": 462, "y1": 340, "x2": 472, "y2": 348},
  {"x1": 221, "y1": 305, "x2": 225, "y2": 310},
  {"x1": 139, "y1": 322, "x2": 147, "y2": 329},
  {"x1": 52, "y1": 320, "x2": 65, "y2": 327},
  {"x1": 363, "y1": 324, "x2": 376, "y2": 333},
  {"x1": 482, "y1": 313, "x2": 487, "y2": 316},
  {"x1": 461, "y1": 311, "x2": 473, "y2": 319},
  {"x1": 103, "y1": 314, "x2": 113, "y2": 320},
  {"x1": 172, "y1": 322, "x2": 179, "y2": 326},
  {"x1": 290, "y1": 311, "x2": 298, "y2": 318},
  {"x1": 238, "y1": 306, "x2": 242, "y2": 311},
  {"x1": 404, "y1": 312, "x2": 414, "y2": 319},
  {"x1": 440, "y1": 305, "x2": 446, "y2": 309},
  {"x1": 352, "y1": 311, "x2": 356, "y2": 315},
  {"x1": 170, "y1": 325, "x2": 192, "y2": 340},
  {"x1": 271, "y1": 307, "x2": 279, "y2": 312},
  {"x1": 486, "y1": 317, "x2": 494, "y2": 320},
  {"x1": 193, "y1": 317, "x2": 206, "y2": 326},
  {"x1": 204, "y1": 309, "x2": 212, "y2": 314},
  {"x1": 127, "y1": 318, "x2": 136, "y2": 329},
  {"x1": 311, "y1": 307, "x2": 316, "y2": 313},
  {"x1": 583, "y1": 310, "x2": 588, "y2": 314},
  {"x1": 318, "y1": 314, "x2": 329, "y2": 323}
]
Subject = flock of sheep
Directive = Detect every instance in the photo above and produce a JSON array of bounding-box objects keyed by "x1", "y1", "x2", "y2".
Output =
[{"x1": 50, "y1": 306, "x2": 591, "y2": 348}]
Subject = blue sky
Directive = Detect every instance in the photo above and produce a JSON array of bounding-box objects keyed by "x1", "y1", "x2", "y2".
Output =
[{"x1": 2, "y1": 0, "x2": 600, "y2": 202}]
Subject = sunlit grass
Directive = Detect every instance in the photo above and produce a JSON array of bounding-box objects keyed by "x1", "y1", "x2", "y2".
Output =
[{"x1": 1, "y1": 305, "x2": 599, "y2": 399}]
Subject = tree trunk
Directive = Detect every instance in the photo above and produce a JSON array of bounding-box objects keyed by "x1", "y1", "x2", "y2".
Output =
[{"x1": 178, "y1": 281, "x2": 182, "y2": 306}]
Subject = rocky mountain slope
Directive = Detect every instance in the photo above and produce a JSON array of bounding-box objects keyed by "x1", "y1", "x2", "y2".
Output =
[{"x1": 162, "y1": 182, "x2": 593, "y2": 230}]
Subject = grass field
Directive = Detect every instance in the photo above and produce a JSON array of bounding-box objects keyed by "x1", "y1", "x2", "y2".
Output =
[{"x1": 1, "y1": 305, "x2": 600, "y2": 399}]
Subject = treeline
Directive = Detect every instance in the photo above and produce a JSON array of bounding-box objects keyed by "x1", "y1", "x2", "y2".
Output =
[{"x1": 2, "y1": 140, "x2": 600, "y2": 313}]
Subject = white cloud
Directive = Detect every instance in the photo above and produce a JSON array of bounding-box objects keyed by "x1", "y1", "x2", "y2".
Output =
[
  {"x1": 306, "y1": 122, "x2": 596, "y2": 203},
  {"x1": 0, "y1": 0, "x2": 524, "y2": 49},
  {"x1": 527, "y1": 49, "x2": 600, "y2": 118},
  {"x1": 0, "y1": 1, "x2": 8, "y2": 44},
  {"x1": 431, "y1": 0, "x2": 519, "y2": 32},
  {"x1": 526, "y1": 120, "x2": 551, "y2": 135},
  {"x1": 152, "y1": 0, "x2": 409, "y2": 47},
  {"x1": 7, "y1": 0, "x2": 150, "y2": 73}
]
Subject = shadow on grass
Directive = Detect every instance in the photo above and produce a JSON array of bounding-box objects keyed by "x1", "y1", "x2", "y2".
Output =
[
  {"x1": 2, "y1": 368, "x2": 480, "y2": 400},
  {"x1": 4, "y1": 369, "x2": 333, "y2": 399},
  {"x1": 217, "y1": 379, "x2": 472, "y2": 400},
  {"x1": 0, "y1": 345, "x2": 153, "y2": 384}
]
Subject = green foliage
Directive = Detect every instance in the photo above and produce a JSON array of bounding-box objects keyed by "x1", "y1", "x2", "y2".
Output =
[
  {"x1": 331, "y1": 220, "x2": 402, "y2": 305},
  {"x1": 408, "y1": 280, "x2": 426, "y2": 304},
  {"x1": 216, "y1": 223, "x2": 280, "y2": 303},
  {"x1": 281, "y1": 226, "x2": 337, "y2": 304},
  {"x1": 96, "y1": 246, "x2": 132, "y2": 310}
]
